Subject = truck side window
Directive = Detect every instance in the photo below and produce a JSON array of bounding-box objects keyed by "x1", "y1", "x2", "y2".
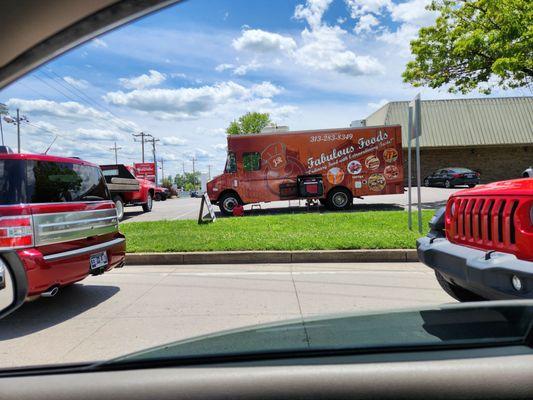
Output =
[
  {"x1": 225, "y1": 152, "x2": 237, "y2": 173},
  {"x1": 243, "y1": 152, "x2": 261, "y2": 171}
]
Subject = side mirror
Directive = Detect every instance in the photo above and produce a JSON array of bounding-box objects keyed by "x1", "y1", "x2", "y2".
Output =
[{"x1": 0, "y1": 253, "x2": 28, "y2": 319}]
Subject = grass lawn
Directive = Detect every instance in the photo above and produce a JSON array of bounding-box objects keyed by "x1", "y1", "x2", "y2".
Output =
[{"x1": 121, "y1": 210, "x2": 433, "y2": 252}]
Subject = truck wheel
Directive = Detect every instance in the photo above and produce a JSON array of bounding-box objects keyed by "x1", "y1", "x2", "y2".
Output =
[
  {"x1": 326, "y1": 187, "x2": 352, "y2": 211},
  {"x1": 161, "y1": 194, "x2": 167, "y2": 201},
  {"x1": 142, "y1": 193, "x2": 153, "y2": 212},
  {"x1": 219, "y1": 192, "x2": 241, "y2": 216},
  {"x1": 113, "y1": 195, "x2": 124, "y2": 221},
  {"x1": 435, "y1": 271, "x2": 485, "y2": 302},
  {"x1": 154, "y1": 193, "x2": 161, "y2": 201}
]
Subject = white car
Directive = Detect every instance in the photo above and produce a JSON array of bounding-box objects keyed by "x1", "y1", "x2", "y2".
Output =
[{"x1": 523, "y1": 166, "x2": 533, "y2": 177}]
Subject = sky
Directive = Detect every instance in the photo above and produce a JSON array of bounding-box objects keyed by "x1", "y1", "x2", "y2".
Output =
[{"x1": 0, "y1": 0, "x2": 527, "y2": 180}]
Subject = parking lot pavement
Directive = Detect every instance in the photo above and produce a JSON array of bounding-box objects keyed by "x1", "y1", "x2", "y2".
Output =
[
  {"x1": 0, "y1": 262, "x2": 454, "y2": 368},
  {"x1": 122, "y1": 187, "x2": 462, "y2": 222}
]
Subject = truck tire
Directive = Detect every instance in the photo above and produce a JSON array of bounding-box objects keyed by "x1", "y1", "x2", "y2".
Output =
[
  {"x1": 218, "y1": 192, "x2": 241, "y2": 216},
  {"x1": 326, "y1": 187, "x2": 352, "y2": 211},
  {"x1": 154, "y1": 193, "x2": 161, "y2": 201},
  {"x1": 142, "y1": 192, "x2": 153, "y2": 212},
  {"x1": 113, "y1": 195, "x2": 125, "y2": 221},
  {"x1": 161, "y1": 194, "x2": 167, "y2": 201},
  {"x1": 435, "y1": 271, "x2": 485, "y2": 302}
]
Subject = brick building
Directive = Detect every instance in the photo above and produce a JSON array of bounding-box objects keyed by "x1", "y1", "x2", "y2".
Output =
[{"x1": 364, "y1": 97, "x2": 533, "y2": 183}]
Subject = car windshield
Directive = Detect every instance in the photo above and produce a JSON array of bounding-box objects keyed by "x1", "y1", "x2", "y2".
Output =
[{"x1": 0, "y1": 0, "x2": 531, "y2": 370}]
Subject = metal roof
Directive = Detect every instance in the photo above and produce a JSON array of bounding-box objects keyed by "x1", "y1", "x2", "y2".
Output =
[{"x1": 364, "y1": 96, "x2": 533, "y2": 148}]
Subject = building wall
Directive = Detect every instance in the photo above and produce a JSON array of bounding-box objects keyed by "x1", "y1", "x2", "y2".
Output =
[{"x1": 402, "y1": 145, "x2": 532, "y2": 184}]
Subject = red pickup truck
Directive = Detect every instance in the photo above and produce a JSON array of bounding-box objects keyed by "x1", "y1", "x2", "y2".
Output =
[
  {"x1": 0, "y1": 153, "x2": 125, "y2": 300},
  {"x1": 100, "y1": 164, "x2": 156, "y2": 220},
  {"x1": 418, "y1": 178, "x2": 533, "y2": 301}
]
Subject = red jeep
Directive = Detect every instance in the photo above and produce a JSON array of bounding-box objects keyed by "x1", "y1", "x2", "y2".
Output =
[
  {"x1": 0, "y1": 153, "x2": 125, "y2": 299},
  {"x1": 418, "y1": 178, "x2": 533, "y2": 301}
]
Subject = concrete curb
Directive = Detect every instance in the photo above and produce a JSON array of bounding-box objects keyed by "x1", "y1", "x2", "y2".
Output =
[{"x1": 126, "y1": 249, "x2": 419, "y2": 265}]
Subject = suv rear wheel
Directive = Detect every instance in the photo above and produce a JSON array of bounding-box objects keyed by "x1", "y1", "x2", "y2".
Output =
[
  {"x1": 142, "y1": 192, "x2": 153, "y2": 212},
  {"x1": 435, "y1": 271, "x2": 485, "y2": 302},
  {"x1": 219, "y1": 192, "x2": 241, "y2": 216},
  {"x1": 326, "y1": 187, "x2": 352, "y2": 211}
]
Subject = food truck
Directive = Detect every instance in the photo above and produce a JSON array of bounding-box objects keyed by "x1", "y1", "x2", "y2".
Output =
[{"x1": 207, "y1": 125, "x2": 403, "y2": 215}]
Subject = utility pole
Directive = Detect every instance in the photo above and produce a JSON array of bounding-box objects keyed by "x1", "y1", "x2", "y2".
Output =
[
  {"x1": 132, "y1": 132, "x2": 149, "y2": 162},
  {"x1": 191, "y1": 156, "x2": 197, "y2": 174},
  {"x1": 145, "y1": 135, "x2": 160, "y2": 184},
  {"x1": 3, "y1": 108, "x2": 28, "y2": 152},
  {"x1": 208, "y1": 164, "x2": 212, "y2": 180},
  {"x1": 160, "y1": 158, "x2": 164, "y2": 182},
  {"x1": 16, "y1": 109, "x2": 20, "y2": 153},
  {"x1": 110, "y1": 141, "x2": 122, "y2": 164},
  {"x1": 182, "y1": 161, "x2": 186, "y2": 174}
]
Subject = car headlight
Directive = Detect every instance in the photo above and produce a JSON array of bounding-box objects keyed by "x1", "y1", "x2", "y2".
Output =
[{"x1": 450, "y1": 202, "x2": 456, "y2": 216}]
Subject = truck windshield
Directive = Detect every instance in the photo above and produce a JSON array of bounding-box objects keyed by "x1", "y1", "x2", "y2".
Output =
[{"x1": 0, "y1": 159, "x2": 110, "y2": 204}]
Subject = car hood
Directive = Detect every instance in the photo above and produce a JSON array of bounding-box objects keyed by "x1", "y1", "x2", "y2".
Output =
[
  {"x1": 452, "y1": 178, "x2": 533, "y2": 197},
  {"x1": 103, "y1": 301, "x2": 533, "y2": 366}
]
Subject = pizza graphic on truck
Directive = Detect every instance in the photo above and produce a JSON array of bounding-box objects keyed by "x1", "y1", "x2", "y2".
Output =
[{"x1": 207, "y1": 125, "x2": 403, "y2": 215}]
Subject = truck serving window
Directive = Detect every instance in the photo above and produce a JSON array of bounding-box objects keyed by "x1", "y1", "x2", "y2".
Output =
[
  {"x1": 243, "y1": 152, "x2": 261, "y2": 171},
  {"x1": 225, "y1": 152, "x2": 237, "y2": 173},
  {"x1": 26, "y1": 161, "x2": 111, "y2": 203}
]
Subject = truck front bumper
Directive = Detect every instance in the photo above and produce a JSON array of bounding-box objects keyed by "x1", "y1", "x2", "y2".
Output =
[{"x1": 417, "y1": 236, "x2": 533, "y2": 300}]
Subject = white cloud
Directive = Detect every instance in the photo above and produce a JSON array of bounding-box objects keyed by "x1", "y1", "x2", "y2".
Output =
[
  {"x1": 377, "y1": 23, "x2": 420, "y2": 54},
  {"x1": 215, "y1": 63, "x2": 234, "y2": 72},
  {"x1": 161, "y1": 136, "x2": 187, "y2": 146},
  {"x1": 75, "y1": 128, "x2": 123, "y2": 141},
  {"x1": 368, "y1": 98, "x2": 389, "y2": 109},
  {"x1": 63, "y1": 76, "x2": 89, "y2": 89},
  {"x1": 295, "y1": 24, "x2": 384, "y2": 76},
  {"x1": 5, "y1": 98, "x2": 139, "y2": 133},
  {"x1": 91, "y1": 38, "x2": 108, "y2": 48},
  {"x1": 119, "y1": 69, "x2": 166, "y2": 90},
  {"x1": 354, "y1": 14, "x2": 379, "y2": 34},
  {"x1": 170, "y1": 72, "x2": 187, "y2": 78},
  {"x1": 251, "y1": 82, "x2": 283, "y2": 98},
  {"x1": 232, "y1": 29, "x2": 297, "y2": 53},
  {"x1": 345, "y1": 0, "x2": 392, "y2": 17},
  {"x1": 294, "y1": 0, "x2": 333, "y2": 29},
  {"x1": 233, "y1": 60, "x2": 262, "y2": 76},
  {"x1": 390, "y1": 0, "x2": 437, "y2": 26},
  {"x1": 214, "y1": 143, "x2": 227, "y2": 151}
]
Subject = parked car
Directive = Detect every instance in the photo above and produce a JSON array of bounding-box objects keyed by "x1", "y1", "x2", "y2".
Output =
[
  {"x1": 100, "y1": 164, "x2": 156, "y2": 220},
  {"x1": 523, "y1": 166, "x2": 533, "y2": 177},
  {"x1": 417, "y1": 177, "x2": 533, "y2": 301},
  {"x1": 154, "y1": 186, "x2": 168, "y2": 201},
  {"x1": 190, "y1": 190, "x2": 200, "y2": 198},
  {"x1": 0, "y1": 153, "x2": 126, "y2": 300},
  {"x1": 423, "y1": 167, "x2": 480, "y2": 188}
]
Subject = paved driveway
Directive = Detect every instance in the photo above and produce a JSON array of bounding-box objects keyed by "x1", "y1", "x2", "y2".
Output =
[
  {"x1": 0, "y1": 262, "x2": 453, "y2": 368},
  {"x1": 123, "y1": 187, "x2": 462, "y2": 222}
]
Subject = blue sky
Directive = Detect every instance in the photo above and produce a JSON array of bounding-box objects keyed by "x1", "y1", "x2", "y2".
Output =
[{"x1": 0, "y1": 0, "x2": 526, "y2": 178}]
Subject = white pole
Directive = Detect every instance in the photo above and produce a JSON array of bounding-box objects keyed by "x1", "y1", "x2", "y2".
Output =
[
  {"x1": 407, "y1": 105, "x2": 413, "y2": 230},
  {"x1": 415, "y1": 96, "x2": 423, "y2": 233}
]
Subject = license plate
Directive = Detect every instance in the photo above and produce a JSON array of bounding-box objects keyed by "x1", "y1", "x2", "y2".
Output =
[
  {"x1": 466, "y1": 174, "x2": 475, "y2": 178},
  {"x1": 90, "y1": 251, "x2": 108, "y2": 271}
]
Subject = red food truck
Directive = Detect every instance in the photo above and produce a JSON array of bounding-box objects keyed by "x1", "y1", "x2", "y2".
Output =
[{"x1": 207, "y1": 125, "x2": 403, "y2": 215}]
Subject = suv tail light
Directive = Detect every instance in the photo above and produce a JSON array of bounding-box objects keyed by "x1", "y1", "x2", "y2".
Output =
[{"x1": 0, "y1": 216, "x2": 34, "y2": 249}]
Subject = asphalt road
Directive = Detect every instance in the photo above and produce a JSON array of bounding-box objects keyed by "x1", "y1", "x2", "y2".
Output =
[
  {"x1": 0, "y1": 262, "x2": 454, "y2": 368},
  {"x1": 123, "y1": 186, "x2": 462, "y2": 222}
]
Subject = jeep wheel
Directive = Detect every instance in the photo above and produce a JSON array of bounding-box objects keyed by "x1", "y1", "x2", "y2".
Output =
[
  {"x1": 424, "y1": 178, "x2": 430, "y2": 187},
  {"x1": 435, "y1": 271, "x2": 485, "y2": 302},
  {"x1": 444, "y1": 179, "x2": 453, "y2": 188},
  {"x1": 142, "y1": 193, "x2": 153, "y2": 212},
  {"x1": 326, "y1": 187, "x2": 352, "y2": 211},
  {"x1": 113, "y1": 195, "x2": 124, "y2": 221},
  {"x1": 219, "y1": 192, "x2": 241, "y2": 216}
]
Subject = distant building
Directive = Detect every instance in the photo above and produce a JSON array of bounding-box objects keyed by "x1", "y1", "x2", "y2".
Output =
[{"x1": 364, "y1": 97, "x2": 533, "y2": 183}]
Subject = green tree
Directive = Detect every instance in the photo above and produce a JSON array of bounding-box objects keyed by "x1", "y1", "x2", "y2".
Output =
[
  {"x1": 403, "y1": 0, "x2": 533, "y2": 94},
  {"x1": 161, "y1": 177, "x2": 173, "y2": 189},
  {"x1": 174, "y1": 171, "x2": 201, "y2": 189},
  {"x1": 226, "y1": 112, "x2": 272, "y2": 135}
]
